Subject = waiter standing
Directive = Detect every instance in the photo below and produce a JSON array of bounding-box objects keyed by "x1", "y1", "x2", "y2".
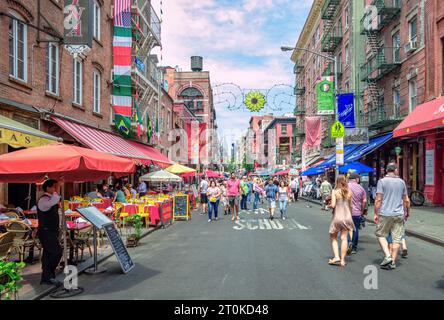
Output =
[{"x1": 37, "y1": 179, "x2": 63, "y2": 286}]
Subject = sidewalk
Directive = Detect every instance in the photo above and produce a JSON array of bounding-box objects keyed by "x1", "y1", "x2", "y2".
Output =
[
  {"x1": 15, "y1": 225, "x2": 160, "y2": 300},
  {"x1": 300, "y1": 197, "x2": 444, "y2": 247}
]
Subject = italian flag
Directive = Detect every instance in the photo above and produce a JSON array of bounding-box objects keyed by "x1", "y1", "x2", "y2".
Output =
[{"x1": 112, "y1": 17, "x2": 132, "y2": 138}]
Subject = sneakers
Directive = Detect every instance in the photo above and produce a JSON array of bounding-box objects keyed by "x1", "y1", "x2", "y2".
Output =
[
  {"x1": 381, "y1": 261, "x2": 396, "y2": 270},
  {"x1": 380, "y1": 255, "x2": 393, "y2": 267},
  {"x1": 350, "y1": 249, "x2": 357, "y2": 255},
  {"x1": 208, "y1": 219, "x2": 212, "y2": 222},
  {"x1": 347, "y1": 243, "x2": 353, "y2": 255},
  {"x1": 282, "y1": 216, "x2": 286, "y2": 220}
]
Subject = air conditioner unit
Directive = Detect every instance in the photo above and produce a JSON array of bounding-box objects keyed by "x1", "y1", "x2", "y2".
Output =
[{"x1": 404, "y1": 41, "x2": 418, "y2": 53}]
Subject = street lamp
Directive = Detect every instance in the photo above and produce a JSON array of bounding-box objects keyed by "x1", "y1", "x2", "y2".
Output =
[{"x1": 281, "y1": 45, "x2": 340, "y2": 175}]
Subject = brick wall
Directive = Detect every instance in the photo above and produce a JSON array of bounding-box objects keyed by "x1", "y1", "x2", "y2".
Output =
[{"x1": 0, "y1": 0, "x2": 113, "y2": 132}]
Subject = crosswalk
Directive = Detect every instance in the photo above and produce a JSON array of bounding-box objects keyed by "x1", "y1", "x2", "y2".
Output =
[{"x1": 232, "y1": 208, "x2": 311, "y2": 231}]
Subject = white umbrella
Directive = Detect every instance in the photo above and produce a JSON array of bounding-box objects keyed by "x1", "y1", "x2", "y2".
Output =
[{"x1": 140, "y1": 170, "x2": 183, "y2": 183}]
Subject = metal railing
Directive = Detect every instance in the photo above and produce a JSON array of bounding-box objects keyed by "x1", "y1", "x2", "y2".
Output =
[
  {"x1": 135, "y1": 0, "x2": 161, "y2": 44},
  {"x1": 361, "y1": 0, "x2": 402, "y2": 34},
  {"x1": 321, "y1": 26, "x2": 343, "y2": 52},
  {"x1": 321, "y1": 0, "x2": 340, "y2": 20},
  {"x1": 366, "y1": 103, "x2": 403, "y2": 129},
  {"x1": 361, "y1": 47, "x2": 401, "y2": 81}
]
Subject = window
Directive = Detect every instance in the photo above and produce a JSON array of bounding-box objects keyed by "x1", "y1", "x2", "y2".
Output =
[
  {"x1": 345, "y1": 44, "x2": 350, "y2": 65},
  {"x1": 392, "y1": 31, "x2": 401, "y2": 62},
  {"x1": 409, "y1": 17, "x2": 418, "y2": 42},
  {"x1": 46, "y1": 43, "x2": 59, "y2": 95},
  {"x1": 281, "y1": 124, "x2": 287, "y2": 135},
  {"x1": 409, "y1": 77, "x2": 418, "y2": 112},
  {"x1": 93, "y1": 70, "x2": 101, "y2": 113},
  {"x1": 337, "y1": 52, "x2": 343, "y2": 72},
  {"x1": 93, "y1": 1, "x2": 100, "y2": 40},
  {"x1": 393, "y1": 84, "x2": 401, "y2": 115},
  {"x1": 338, "y1": 17, "x2": 342, "y2": 34},
  {"x1": 72, "y1": 58, "x2": 83, "y2": 105},
  {"x1": 345, "y1": 7, "x2": 349, "y2": 29},
  {"x1": 9, "y1": 15, "x2": 27, "y2": 81}
]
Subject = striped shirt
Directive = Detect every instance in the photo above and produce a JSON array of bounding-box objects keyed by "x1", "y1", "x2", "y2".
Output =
[{"x1": 348, "y1": 180, "x2": 366, "y2": 216}]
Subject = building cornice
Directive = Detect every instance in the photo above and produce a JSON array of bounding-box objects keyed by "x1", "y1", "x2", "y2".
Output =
[{"x1": 290, "y1": 0, "x2": 323, "y2": 63}]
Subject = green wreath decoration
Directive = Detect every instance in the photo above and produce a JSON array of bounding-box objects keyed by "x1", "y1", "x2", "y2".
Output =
[{"x1": 244, "y1": 91, "x2": 266, "y2": 112}]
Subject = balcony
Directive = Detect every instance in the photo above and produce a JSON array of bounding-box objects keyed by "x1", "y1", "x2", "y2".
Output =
[
  {"x1": 294, "y1": 62, "x2": 305, "y2": 74},
  {"x1": 322, "y1": 63, "x2": 343, "y2": 80},
  {"x1": 366, "y1": 103, "x2": 403, "y2": 130},
  {"x1": 294, "y1": 106, "x2": 306, "y2": 115},
  {"x1": 321, "y1": 27, "x2": 343, "y2": 52},
  {"x1": 360, "y1": 47, "x2": 401, "y2": 82},
  {"x1": 132, "y1": 0, "x2": 162, "y2": 46},
  {"x1": 360, "y1": 0, "x2": 402, "y2": 34},
  {"x1": 321, "y1": 0, "x2": 340, "y2": 20},
  {"x1": 296, "y1": 125, "x2": 305, "y2": 136},
  {"x1": 294, "y1": 86, "x2": 306, "y2": 96}
]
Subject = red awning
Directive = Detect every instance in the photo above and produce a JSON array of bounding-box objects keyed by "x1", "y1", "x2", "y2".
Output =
[
  {"x1": 127, "y1": 140, "x2": 174, "y2": 167},
  {"x1": 52, "y1": 117, "x2": 151, "y2": 164},
  {"x1": 394, "y1": 97, "x2": 444, "y2": 137}
]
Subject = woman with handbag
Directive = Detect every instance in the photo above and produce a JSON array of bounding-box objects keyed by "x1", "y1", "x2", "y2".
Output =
[
  {"x1": 327, "y1": 175, "x2": 355, "y2": 267},
  {"x1": 207, "y1": 180, "x2": 221, "y2": 222}
]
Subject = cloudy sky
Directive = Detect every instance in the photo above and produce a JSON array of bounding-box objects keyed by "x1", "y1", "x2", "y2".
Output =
[{"x1": 153, "y1": 0, "x2": 314, "y2": 145}]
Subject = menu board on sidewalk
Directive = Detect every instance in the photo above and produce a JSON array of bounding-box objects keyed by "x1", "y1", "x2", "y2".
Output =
[
  {"x1": 173, "y1": 195, "x2": 190, "y2": 221},
  {"x1": 160, "y1": 200, "x2": 173, "y2": 227},
  {"x1": 77, "y1": 206, "x2": 113, "y2": 229},
  {"x1": 103, "y1": 223, "x2": 135, "y2": 274}
]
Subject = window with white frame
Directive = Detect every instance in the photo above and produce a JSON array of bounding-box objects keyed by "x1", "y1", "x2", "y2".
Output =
[
  {"x1": 345, "y1": 7, "x2": 349, "y2": 29},
  {"x1": 337, "y1": 52, "x2": 343, "y2": 72},
  {"x1": 392, "y1": 31, "x2": 401, "y2": 62},
  {"x1": 345, "y1": 44, "x2": 350, "y2": 65},
  {"x1": 93, "y1": 1, "x2": 101, "y2": 40},
  {"x1": 9, "y1": 14, "x2": 27, "y2": 81},
  {"x1": 409, "y1": 17, "x2": 418, "y2": 42},
  {"x1": 409, "y1": 77, "x2": 418, "y2": 112},
  {"x1": 72, "y1": 58, "x2": 83, "y2": 105},
  {"x1": 46, "y1": 43, "x2": 59, "y2": 95},
  {"x1": 93, "y1": 70, "x2": 101, "y2": 113}
]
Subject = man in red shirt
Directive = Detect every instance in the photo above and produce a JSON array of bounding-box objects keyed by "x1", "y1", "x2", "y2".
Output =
[{"x1": 227, "y1": 172, "x2": 241, "y2": 221}]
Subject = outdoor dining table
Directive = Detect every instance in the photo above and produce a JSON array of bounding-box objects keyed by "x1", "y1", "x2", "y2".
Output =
[
  {"x1": 69, "y1": 201, "x2": 83, "y2": 211},
  {"x1": 24, "y1": 210, "x2": 37, "y2": 218},
  {"x1": 121, "y1": 203, "x2": 138, "y2": 215},
  {"x1": 91, "y1": 202, "x2": 107, "y2": 210}
]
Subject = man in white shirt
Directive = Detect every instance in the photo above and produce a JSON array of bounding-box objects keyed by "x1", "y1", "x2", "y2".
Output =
[
  {"x1": 199, "y1": 177, "x2": 209, "y2": 215},
  {"x1": 290, "y1": 177, "x2": 299, "y2": 202}
]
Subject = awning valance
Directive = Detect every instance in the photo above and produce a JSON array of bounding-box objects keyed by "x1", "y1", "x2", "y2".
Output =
[
  {"x1": 394, "y1": 96, "x2": 444, "y2": 137},
  {"x1": 51, "y1": 116, "x2": 151, "y2": 164},
  {"x1": 127, "y1": 140, "x2": 174, "y2": 167},
  {"x1": 0, "y1": 114, "x2": 61, "y2": 148}
]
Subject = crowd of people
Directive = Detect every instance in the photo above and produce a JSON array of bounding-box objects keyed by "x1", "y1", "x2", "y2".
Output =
[{"x1": 198, "y1": 173, "x2": 302, "y2": 223}]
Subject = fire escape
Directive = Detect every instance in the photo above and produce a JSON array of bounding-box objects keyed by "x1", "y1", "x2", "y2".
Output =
[
  {"x1": 320, "y1": 0, "x2": 340, "y2": 149},
  {"x1": 131, "y1": 0, "x2": 162, "y2": 141},
  {"x1": 360, "y1": 0, "x2": 403, "y2": 130},
  {"x1": 294, "y1": 60, "x2": 305, "y2": 159}
]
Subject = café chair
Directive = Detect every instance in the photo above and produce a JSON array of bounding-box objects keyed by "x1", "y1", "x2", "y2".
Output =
[
  {"x1": 63, "y1": 200, "x2": 70, "y2": 212},
  {"x1": 6, "y1": 221, "x2": 41, "y2": 263},
  {"x1": 3, "y1": 211, "x2": 19, "y2": 219},
  {"x1": 0, "y1": 232, "x2": 14, "y2": 261},
  {"x1": 137, "y1": 204, "x2": 150, "y2": 228},
  {"x1": 71, "y1": 227, "x2": 93, "y2": 263}
]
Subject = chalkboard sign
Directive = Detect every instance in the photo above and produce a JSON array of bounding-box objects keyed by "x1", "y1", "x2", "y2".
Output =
[
  {"x1": 103, "y1": 223, "x2": 135, "y2": 274},
  {"x1": 173, "y1": 195, "x2": 190, "y2": 221}
]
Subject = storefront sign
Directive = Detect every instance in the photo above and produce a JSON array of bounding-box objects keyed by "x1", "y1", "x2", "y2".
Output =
[
  {"x1": 63, "y1": 0, "x2": 93, "y2": 47},
  {"x1": 345, "y1": 128, "x2": 369, "y2": 145},
  {"x1": 425, "y1": 149, "x2": 435, "y2": 185},
  {"x1": 316, "y1": 79, "x2": 335, "y2": 115},
  {"x1": 338, "y1": 93, "x2": 355, "y2": 128},
  {"x1": 0, "y1": 128, "x2": 57, "y2": 148},
  {"x1": 336, "y1": 137, "x2": 344, "y2": 166}
]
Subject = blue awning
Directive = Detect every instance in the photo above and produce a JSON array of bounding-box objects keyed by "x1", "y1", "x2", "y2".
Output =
[
  {"x1": 300, "y1": 167, "x2": 326, "y2": 176},
  {"x1": 314, "y1": 133, "x2": 393, "y2": 169},
  {"x1": 345, "y1": 133, "x2": 392, "y2": 163}
]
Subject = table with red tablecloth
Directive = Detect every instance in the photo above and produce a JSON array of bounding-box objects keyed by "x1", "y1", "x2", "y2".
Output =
[
  {"x1": 91, "y1": 202, "x2": 107, "y2": 210},
  {"x1": 69, "y1": 202, "x2": 82, "y2": 211},
  {"x1": 121, "y1": 203, "x2": 138, "y2": 215}
]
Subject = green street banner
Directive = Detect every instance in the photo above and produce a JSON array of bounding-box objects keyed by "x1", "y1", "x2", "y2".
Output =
[{"x1": 316, "y1": 77, "x2": 335, "y2": 115}]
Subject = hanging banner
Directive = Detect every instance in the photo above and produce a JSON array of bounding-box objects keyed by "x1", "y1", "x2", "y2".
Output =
[
  {"x1": 338, "y1": 93, "x2": 355, "y2": 128},
  {"x1": 305, "y1": 117, "x2": 321, "y2": 147},
  {"x1": 63, "y1": 0, "x2": 93, "y2": 47},
  {"x1": 316, "y1": 78, "x2": 335, "y2": 115},
  {"x1": 112, "y1": 0, "x2": 133, "y2": 138}
]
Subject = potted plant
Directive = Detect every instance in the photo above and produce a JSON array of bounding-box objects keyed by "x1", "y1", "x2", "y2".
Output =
[
  {"x1": 0, "y1": 261, "x2": 25, "y2": 300},
  {"x1": 125, "y1": 214, "x2": 143, "y2": 247}
]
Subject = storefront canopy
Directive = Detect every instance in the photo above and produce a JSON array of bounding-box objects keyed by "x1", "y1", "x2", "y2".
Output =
[
  {"x1": 394, "y1": 96, "x2": 444, "y2": 137},
  {"x1": 165, "y1": 163, "x2": 196, "y2": 174},
  {"x1": 345, "y1": 133, "x2": 392, "y2": 163},
  {"x1": 140, "y1": 170, "x2": 182, "y2": 183},
  {"x1": 52, "y1": 116, "x2": 172, "y2": 166},
  {"x1": 0, "y1": 114, "x2": 61, "y2": 148},
  {"x1": 300, "y1": 167, "x2": 326, "y2": 177},
  {"x1": 338, "y1": 162, "x2": 374, "y2": 174}
]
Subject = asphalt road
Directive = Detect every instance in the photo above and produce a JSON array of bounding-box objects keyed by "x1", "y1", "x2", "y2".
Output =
[{"x1": 48, "y1": 200, "x2": 444, "y2": 300}]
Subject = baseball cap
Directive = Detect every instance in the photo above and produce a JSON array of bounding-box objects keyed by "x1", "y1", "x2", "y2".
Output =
[{"x1": 349, "y1": 172, "x2": 360, "y2": 180}]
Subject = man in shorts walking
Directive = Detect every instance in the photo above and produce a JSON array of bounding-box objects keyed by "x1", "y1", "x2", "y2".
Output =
[
  {"x1": 265, "y1": 179, "x2": 279, "y2": 220},
  {"x1": 227, "y1": 172, "x2": 241, "y2": 221},
  {"x1": 374, "y1": 163, "x2": 410, "y2": 270}
]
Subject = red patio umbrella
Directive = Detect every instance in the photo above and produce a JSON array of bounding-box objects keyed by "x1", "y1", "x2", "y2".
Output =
[
  {"x1": 199, "y1": 170, "x2": 221, "y2": 178},
  {"x1": 0, "y1": 143, "x2": 135, "y2": 183},
  {"x1": 0, "y1": 143, "x2": 135, "y2": 270},
  {"x1": 274, "y1": 169, "x2": 290, "y2": 176}
]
